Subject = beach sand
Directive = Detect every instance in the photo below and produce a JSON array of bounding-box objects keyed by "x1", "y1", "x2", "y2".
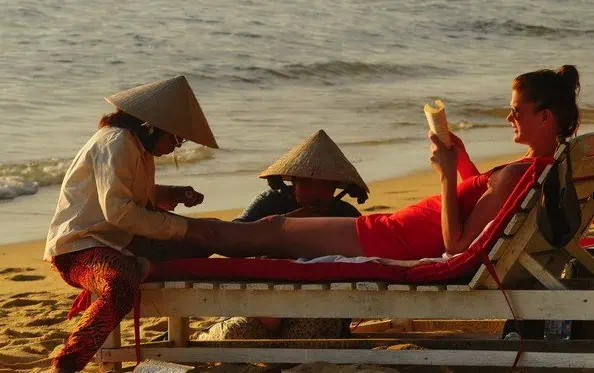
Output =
[{"x1": 1, "y1": 153, "x2": 584, "y2": 373}]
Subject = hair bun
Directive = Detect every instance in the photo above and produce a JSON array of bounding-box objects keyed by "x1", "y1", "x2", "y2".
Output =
[{"x1": 557, "y1": 65, "x2": 580, "y2": 94}]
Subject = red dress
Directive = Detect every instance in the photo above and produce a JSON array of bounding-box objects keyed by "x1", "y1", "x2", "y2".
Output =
[{"x1": 356, "y1": 160, "x2": 530, "y2": 260}]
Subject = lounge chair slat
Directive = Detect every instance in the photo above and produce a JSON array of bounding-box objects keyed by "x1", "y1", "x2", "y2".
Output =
[
  {"x1": 488, "y1": 238, "x2": 508, "y2": 261},
  {"x1": 273, "y1": 284, "x2": 300, "y2": 291},
  {"x1": 504, "y1": 212, "x2": 527, "y2": 236},
  {"x1": 246, "y1": 283, "x2": 273, "y2": 290},
  {"x1": 168, "y1": 316, "x2": 189, "y2": 347},
  {"x1": 537, "y1": 164, "x2": 553, "y2": 185},
  {"x1": 134, "y1": 289, "x2": 594, "y2": 318},
  {"x1": 520, "y1": 189, "x2": 538, "y2": 210},
  {"x1": 220, "y1": 283, "x2": 245, "y2": 290},
  {"x1": 554, "y1": 143, "x2": 567, "y2": 160},
  {"x1": 387, "y1": 284, "x2": 415, "y2": 291},
  {"x1": 301, "y1": 284, "x2": 329, "y2": 290},
  {"x1": 469, "y1": 264, "x2": 489, "y2": 290},
  {"x1": 193, "y1": 282, "x2": 217, "y2": 290},
  {"x1": 330, "y1": 282, "x2": 356, "y2": 290},
  {"x1": 164, "y1": 281, "x2": 192, "y2": 289},
  {"x1": 517, "y1": 252, "x2": 566, "y2": 290},
  {"x1": 99, "y1": 324, "x2": 122, "y2": 371},
  {"x1": 482, "y1": 209, "x2": 540, "y2": 289},
  {"x1": 446, "y1": 285, "x2": 472, "y2": 291},
  {"x1": 565, "y1": 240, "x2": 594, "y2": 276},
  {"x1": 97, "y1": 346, "x2": 594, "y2": 368},
  {"x1": 356, "y1": 282, "x2": 386, "y2": 291},
  {"x1": 417, "y1": 286, "x2": 446, "y2": 292}
]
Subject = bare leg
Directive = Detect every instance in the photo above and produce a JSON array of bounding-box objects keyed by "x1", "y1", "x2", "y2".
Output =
[{"x1": 187, "y1": 216, "x2": 364, "y2": 259}]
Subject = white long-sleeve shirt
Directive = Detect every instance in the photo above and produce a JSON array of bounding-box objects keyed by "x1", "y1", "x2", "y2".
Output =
[{"x1": 44, "y1": 126, "x2": 188, "y2": 260}]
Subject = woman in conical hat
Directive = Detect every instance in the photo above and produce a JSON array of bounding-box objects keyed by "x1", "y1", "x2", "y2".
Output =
[
  {"x1": 183, "y1": 65, "x2": 581, "y2": 262},
  {"x1": 234, "y1": 129, "x2": 367, "y2": 223},
  {"x1": 195, "y1": 130, "x2": 365, "y2": 342},
  {"x1": 44, "y1": 76, "x2": 217, "y2": 373}
]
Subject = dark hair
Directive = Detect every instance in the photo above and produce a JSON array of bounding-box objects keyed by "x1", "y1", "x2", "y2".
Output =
[
  {"x1": 98, "y1": 109, "x2": 144, "y2": 130},
  {"x1": 98, "y1": 109, "x2": 163, "y2": 152},
  {"x1": 512, "y1": 65, "x2": 580, "y2": 142}
]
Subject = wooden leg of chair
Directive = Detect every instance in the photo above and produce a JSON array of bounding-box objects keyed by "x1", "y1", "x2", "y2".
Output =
[
  {"x1": 168, "y1": 317, "x2": 189, "y2": 347},
  {"x1": 100, "y1": 324, "x2": 122, "y2": 372}
]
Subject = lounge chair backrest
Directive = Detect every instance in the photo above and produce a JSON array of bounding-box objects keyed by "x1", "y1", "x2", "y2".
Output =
[{"x1": 470, "y1": 133, "x2": 594, "y2": 290}]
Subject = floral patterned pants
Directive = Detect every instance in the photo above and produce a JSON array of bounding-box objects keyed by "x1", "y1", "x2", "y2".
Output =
[
  {"x1": 51, "y1": 247, "x2": 141, "y2": 372},
  {"x1": 50, "y1": 237, "x2": 205, "y2": 371}
]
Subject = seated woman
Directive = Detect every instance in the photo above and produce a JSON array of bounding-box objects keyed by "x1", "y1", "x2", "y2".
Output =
[
  {"x1": 183, "y1": 65, "x2": 581, "y2": 262},
  {"x1": 200, "y1": 129, "x2": 367, "y2": 341},
  {"x1": 45, "y1": 76, "x2": 218, "y2": 373},
  {"x1": 234, "y1": 129, "x2": 366, "y2": 222}
]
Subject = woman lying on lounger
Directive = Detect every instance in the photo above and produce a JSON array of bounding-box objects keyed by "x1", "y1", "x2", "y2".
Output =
[
  {"x1": 184, "y1": 64, "x2": 581, "y2": 261},
  {"x1": 45, "y1": 76, "x2": 218, "y2": 373}
]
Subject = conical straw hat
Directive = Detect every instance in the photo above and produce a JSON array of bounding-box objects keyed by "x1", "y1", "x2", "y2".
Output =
[
  {"x1": 105, "y1": 76, "x2": 218, "y2": 148},
  {"x1": 259, "y1": 130, "x2": 369, "y2": 193}
]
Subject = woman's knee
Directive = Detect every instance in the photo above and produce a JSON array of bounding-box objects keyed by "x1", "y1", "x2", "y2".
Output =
[
  {"x1": 101, "y1": 271, "x2": 140, "y2": 311},
  {"x1": 249, "y1": 215, "x2": 287, "y2": 244}
]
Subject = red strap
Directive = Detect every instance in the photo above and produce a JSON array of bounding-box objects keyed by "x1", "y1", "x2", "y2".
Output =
[
  {"x1": 67, "y1": 290, "x2": 92, "y2": 320},
  {"x1": 134, "y1": 291, "x2": 141, "y2": 365},
  {"x1": 67, "y1": 289, "x2": 141, "y2": 365},
  {"x1": 480, "y1": 252, "x2": 525, "y2": 369}
]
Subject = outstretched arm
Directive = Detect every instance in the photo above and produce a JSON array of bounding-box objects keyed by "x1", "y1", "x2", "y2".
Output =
[{"x1": 430, "y1": 132, "x2": 528, "y2": 255}]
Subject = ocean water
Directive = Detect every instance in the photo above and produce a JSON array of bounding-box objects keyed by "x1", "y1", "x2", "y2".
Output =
[{"x1": 2, "y1": 0, "x2": 594, "y2": 244}]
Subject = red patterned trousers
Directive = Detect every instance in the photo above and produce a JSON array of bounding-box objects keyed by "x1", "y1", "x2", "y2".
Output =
[
  {"x1": 50, "y1": 237, "x2": 205, "y2": 371},
  {"x1": 51, "y1": 247, "x2": 141, "y2": 372}
]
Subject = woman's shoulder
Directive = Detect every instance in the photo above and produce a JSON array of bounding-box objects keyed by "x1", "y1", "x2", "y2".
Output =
[
  {"x1": 489, "y1": 162, "x2": 531, "y2": 189},
  {"x1": 89, "y1": 127, "x2": 140, "y2": 153},
  {"x1": 94, "y1": 126, "x2": 135, "y2": 143}
]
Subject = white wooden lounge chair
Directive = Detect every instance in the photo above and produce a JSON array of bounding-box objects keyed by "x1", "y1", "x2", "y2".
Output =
[{"x1": 96, "y1": 133, "x2": 594, "y2": 371}]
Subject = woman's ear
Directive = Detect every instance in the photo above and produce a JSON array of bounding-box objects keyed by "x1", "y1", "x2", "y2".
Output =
[{"x1": 541, "y1": 108, "x2": 554, "y2": 127}]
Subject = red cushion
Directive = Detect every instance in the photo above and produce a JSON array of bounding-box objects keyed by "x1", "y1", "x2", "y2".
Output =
[{"x1": 147, "y1": 158, "x2": 552, "y2": 285}]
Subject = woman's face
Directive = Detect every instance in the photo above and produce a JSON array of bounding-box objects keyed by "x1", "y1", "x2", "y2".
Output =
[
  {"x1": 151, "y1": 132, "x2": 185, "y2": 156},
  {"x1": 506, "y1": 89, "x2": 548, "y2": 145},
  {"x1": 293, "y1": 177, "x2": 337, "y2": 206}
]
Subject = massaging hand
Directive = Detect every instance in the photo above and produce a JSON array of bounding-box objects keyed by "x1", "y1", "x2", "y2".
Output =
[
  {"x1": 169, "y1": 186, "x2": 204, "y2": 209},
  {"x1": 429, "y1": 131, "x2": 458, "y2": 179}
]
